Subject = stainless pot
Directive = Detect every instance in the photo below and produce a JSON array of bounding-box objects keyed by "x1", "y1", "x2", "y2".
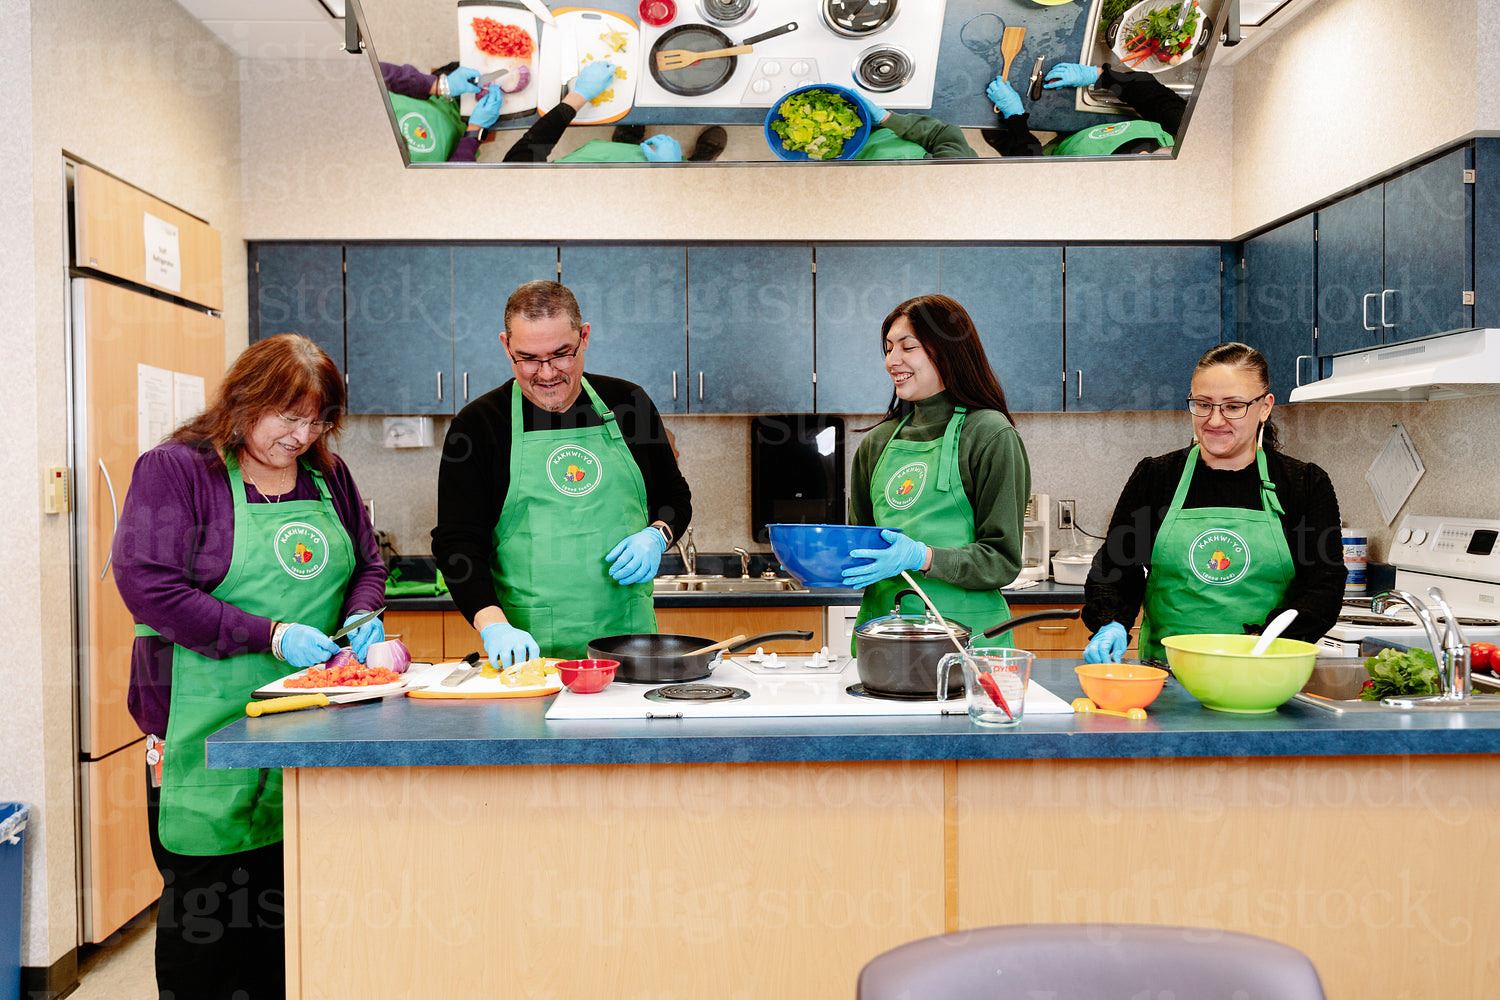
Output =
[{"x1": 854, "y1": 590, "x2": 1083, "y2": 696}]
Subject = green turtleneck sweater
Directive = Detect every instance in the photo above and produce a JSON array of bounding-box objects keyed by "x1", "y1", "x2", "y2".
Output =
[{"x1": 849, "y1": 391, "x2": 1030, "y2": 591}]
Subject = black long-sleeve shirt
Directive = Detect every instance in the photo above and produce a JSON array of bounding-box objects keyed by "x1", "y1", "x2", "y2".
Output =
[
  {"x1": 1082, "y1": 446, "x2": 1346, "y2": 644},
  {"x1": 432, "y1": 373, "x2": 692, "y2": 624},
  {"x1": 503, "y1": 102, "x2": 578, "y2": 162},
  {"x1": 984, "y1": 63, "x2": 1188, "y2": 157}
]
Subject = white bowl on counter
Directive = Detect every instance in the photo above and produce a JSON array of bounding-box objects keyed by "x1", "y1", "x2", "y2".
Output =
[{"x1": 1051, "y1": 554, "x2": 1092, "y2": 585}]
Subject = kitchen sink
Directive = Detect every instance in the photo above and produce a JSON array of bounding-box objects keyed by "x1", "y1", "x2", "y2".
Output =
[
  {"x1": 652, "y1": 575, "x2": 806, "y2": 594},
  {"x1": 1292, "y1": 658, "x2": 1500, "y2": 713},
  {"x1": 1074, "y1": 0, "x2": 1222, "y2": 115}
]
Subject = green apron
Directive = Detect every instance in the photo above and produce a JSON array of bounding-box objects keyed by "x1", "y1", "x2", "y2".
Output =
[
  {"x1": 1048, "y1": 118, "x2": 1174, "y2": 156},
  {"x1": 854, "y1": 128, "x2": 930, "y2": 160},
  {"x1": 155, "y1": 454, "x2": 354, "y2": 855},
  {"x1": 491, "y1": 377, "x2": 657, "y2": 658},
  {"x1": 389, "y1": 92, "x2": 464, "y2": 162},
  {"x1": 555, "y1": 139, "x2": 650, "y2": 162},
  {"x1": 854, "y1": 407, "x2": 1010, "y2": 650},
  {"x1": 1138, "y1": 445, "x2": 1295, "y2": 661}
]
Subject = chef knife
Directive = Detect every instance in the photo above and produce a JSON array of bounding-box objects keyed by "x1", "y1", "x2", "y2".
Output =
[
  {"x1": 1027, "y1": 55, "x2": 1047, "y2": 103},
  {"x1": 477, "y1": 67, "x2": 514, "y2": 86},
  {"x1": 440, "y1": 651, "x2": 484, "y2": 687},
  {"x1": 517, "y1": 0, "x2": 558, "y2": 27},
  {"x1": 329, "y1": 606, "x2": 384, "y2": 643},
  {"x1": 245, "y1": 682, "x2": 418, "y2": 716}
]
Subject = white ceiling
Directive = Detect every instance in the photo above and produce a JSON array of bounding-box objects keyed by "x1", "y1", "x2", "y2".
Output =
[{"x1": 176, "y1": 0, "x2": 349, "y2": 60}]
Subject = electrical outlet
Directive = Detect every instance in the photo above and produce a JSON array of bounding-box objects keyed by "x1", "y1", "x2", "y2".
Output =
[{"x1": 1056, "y1": 499, "x2": 1076, "y2": 530}]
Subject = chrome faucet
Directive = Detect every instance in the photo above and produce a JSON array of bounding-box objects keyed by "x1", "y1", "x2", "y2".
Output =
[
  {"x1": 1370, "y1": 587, "x2": 1473, "y2": 703},
  {"x1": 732, "y1": 547, "x2": 751, "y2": 578},
  {"x1": 676, "y1": 527, "x2": 697, "y2": 576}
]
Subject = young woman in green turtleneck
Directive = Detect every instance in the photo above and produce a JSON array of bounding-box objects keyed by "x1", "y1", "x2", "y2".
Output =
[{"x1": 845, "y1": 294, "x2": 1032, "y2": 642}]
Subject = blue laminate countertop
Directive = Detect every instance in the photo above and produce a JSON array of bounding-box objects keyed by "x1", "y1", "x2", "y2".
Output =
[{"x1": 206, "y1": 658, "x2": 1500, "y2": 771}]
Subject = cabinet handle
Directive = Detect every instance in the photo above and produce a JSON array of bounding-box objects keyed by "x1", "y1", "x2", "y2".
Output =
[
  {"x1": 698, "y1": 371, "x2": 704, "y2": 402},
  {"x1": 1362, "y1": 292, "x2": 1378, "y2": 332},
  {"x1": 1037, "y1": 625, "x2": 1069, "y2": 632},
  {"x1": 1295, "y1": 354, "x2": 1311, "y2": 387},
  {"x1": 98, "y1": 458, "x2": 117, "y2": 581},
  {"x1": 463, "y1": 371, "x2": 469, "y2": 401},
  {"x1": 672, "y1": 371, "x2": 678, "y2": 401},
  {"x1": 1381, "y1": 289, "x2": 1396, "y2": 329},
  {"x1": 436, "y1": 371, "x2": 443, "y2": 401},
  {"x1": 1075, "y1": 369, "x2": 1083, "y2": 401}
]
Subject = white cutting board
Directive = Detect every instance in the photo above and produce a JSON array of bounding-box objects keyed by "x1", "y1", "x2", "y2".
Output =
[
  {"x1": 534, "y1": 7, "x2": 639, "y2": 125},
  {"x1": 456, "y1": 0, "x2": 542, "y2": 119}
]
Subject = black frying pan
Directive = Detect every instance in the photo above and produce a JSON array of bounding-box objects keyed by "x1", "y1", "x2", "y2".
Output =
[
  {"x1": 649, "y1": 21, "x2": 799, "y2": 97},
  {"x1": 589, "y1": 629, "x2": 813, "y2": 683}
]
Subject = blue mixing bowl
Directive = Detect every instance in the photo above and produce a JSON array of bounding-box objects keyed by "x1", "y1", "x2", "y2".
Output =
[
  {"x1": 763, "y1": 84, "x2": 873, "y2": 161},
  {"x1": 767, "y1": 523, "x2": 899, "y2": 587}
]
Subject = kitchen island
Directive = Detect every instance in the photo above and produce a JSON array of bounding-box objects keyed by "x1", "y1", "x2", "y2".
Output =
[{"x1": 209, "y1": 659, "x2": 1500, "y2": 999}]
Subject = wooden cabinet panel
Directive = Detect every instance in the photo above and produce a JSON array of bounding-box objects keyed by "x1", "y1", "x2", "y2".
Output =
[
  {"x1": 82, "y1": 744, "x2": 163, "y2": 943},
  {"x1": 1004, "y1": 603, "x2": 1139, "y2": 655},
  {"x1": 654, "y1": 606, "x2": 824, "y2": 652},
  {"x1": 442, "y1": 611, "x2": 480, "y2": 659},
  {"x1": 385, "y1": 610, "x2": 446, "y2": 662},
  {"x1": 73, "y1": 163, "x2": 223, "y2": 310}
]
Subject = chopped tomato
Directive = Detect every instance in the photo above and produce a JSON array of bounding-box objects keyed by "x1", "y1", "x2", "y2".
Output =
[
  {"x1": 285, "y1": 663, "x2": 402, "y2": 688},
  {"x1": 472, "y1": 17, "x2": 534, "y2": 59}
]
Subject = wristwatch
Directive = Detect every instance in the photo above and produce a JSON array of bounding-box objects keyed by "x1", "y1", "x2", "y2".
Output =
[
  {"x1": 468, "y1": 125, "x2": 488, "y2": 143},
  {"x1": 650, "y1": 524, "x2": 672, "y2": 548}
]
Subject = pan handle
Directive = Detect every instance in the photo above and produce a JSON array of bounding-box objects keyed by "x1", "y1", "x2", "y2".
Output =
[
  {"x1": 743, "y1": 21, "x2": 798, "y2": 45},
  {"x1": 982, "y1": 608, "x2": 1081, "y2": 639},
  {"x1": 726, "y1": 630, "x2": 813, "y2": 653}
]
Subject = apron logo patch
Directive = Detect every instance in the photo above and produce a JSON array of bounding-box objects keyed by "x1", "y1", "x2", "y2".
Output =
[
  {"x1": 399, "y1": 112, "x2": 438, "y2": 154},
  {"x1": 547, "y1": 445, "x2": 603, "y2": 497},
  {"x1": 1189, "y1": 529, "x2": 1251, "y2": 586},
  {"x1": 274, "y1": 522, "x2": 331, "y2": 580},
  {"x1": 883, "y1": 462, "x2": 928, "y2": 510},
  {"x1": 1089, "y1": 123, "x2": 1129, "y2": 139}
]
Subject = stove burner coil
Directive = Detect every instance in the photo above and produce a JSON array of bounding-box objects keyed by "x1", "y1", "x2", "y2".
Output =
[
  {"x1": 846, "y1": 682, "x2": 940, "y2": 703},
  {"x1": 1338, "y1": 614, "x2": 1417, "y2": 627},
  {"x1": 853, "y1": 44, "x2": 915, "y2": 93},
  {"x1": 820, "y1": 0, "x2": 899, "y2": 38},
  {"x1": 645, "y1": 684, "x2": 750, "y2": 703},
  {"x1": 1457, "y1": 617, "x2": 1500, "y2": 628},
  {"x1": 695, "y1": 0, "x2": 756, "y2": 25}
]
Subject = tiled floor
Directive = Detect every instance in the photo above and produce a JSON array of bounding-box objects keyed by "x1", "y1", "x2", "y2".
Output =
[{"x1": 70, "y1": 905, "x2": 156, "y2": 999}]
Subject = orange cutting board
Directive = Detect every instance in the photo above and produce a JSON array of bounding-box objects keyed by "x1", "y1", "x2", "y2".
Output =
[{"x1": 408, "y1": 659, "x2": 563, "y2": 699}]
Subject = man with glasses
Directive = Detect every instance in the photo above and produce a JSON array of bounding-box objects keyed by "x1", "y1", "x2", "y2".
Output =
[
  {"x1": 433, "y1": 280, "x2": 692, "y2": 668},
  {"x1": 1077, "y1": 342, "x2": 1346, "y2": 665}
]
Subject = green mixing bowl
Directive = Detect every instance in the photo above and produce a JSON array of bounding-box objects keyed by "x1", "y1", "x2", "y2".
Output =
[{"x1": 1160, "y1": 633, "x2": 1319, "y2": 714}]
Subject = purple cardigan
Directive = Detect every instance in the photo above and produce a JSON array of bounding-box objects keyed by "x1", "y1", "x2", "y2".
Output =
[
  {"x1": 112, "y1": 439, "x2": 386, "y2": 736},
  {"x1": 380, "y1": 62, "x2": 483, "y2": 163}
]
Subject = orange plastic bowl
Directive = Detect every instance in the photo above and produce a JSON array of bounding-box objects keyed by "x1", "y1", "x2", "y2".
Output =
[
  {"x1": 1074, "y1": 662, "x2": 1169, "y2": 711},
  {"x1": 557, "y1": 659, "x2": 618, "y2": 694}
]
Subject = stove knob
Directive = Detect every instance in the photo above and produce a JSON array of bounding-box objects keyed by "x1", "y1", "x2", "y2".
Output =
[
  {"x1": 1397, "y1": 528, "x2": 1412, "y2": 544},
  {"x1": 1412, "y1": 529, "x2": 1429, "y2": 545},
  {"x1": 790, "y1": 60, "x2": 811, "y2": 75},
  {"x1": 752, "y1": 78, "x2": 772, "y2": 94},
  {"x1": 796, "y1": 77, "x2": 817, "y2": 88},
  {"x1": 761, "y1": 60, "x2": 781, "y2": 76}
]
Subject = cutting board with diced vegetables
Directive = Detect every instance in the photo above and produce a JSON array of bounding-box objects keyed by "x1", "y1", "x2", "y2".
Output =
[
  {"x1": 407, "y1": 658, "x2": 564, "y2": 699},
  {"x1": 456, "y1": 0, "x2": 541, "y2": 119},
  {"x1": 552, "y1": 7, "x2": 639, "y2": 125}
]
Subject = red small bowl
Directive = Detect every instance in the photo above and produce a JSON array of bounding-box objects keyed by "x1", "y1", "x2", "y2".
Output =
[
  {"x1": 638, "y1": 0, "x2": 675, "y2": 26},
  {"x1": 557, "y1": 659, "x2": 619, "y2": 694}
]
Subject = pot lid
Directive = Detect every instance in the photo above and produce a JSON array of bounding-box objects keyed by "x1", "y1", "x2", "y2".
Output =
[{"x1": 857, "y1": 614, "x2": 971, "y2": 640}]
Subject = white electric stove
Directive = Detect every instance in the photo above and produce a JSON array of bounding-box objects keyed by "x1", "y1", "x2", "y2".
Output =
[
  {"x1": 1318, "y1": 514, "x2": 1500, "y2": 656},
  {"x1": 634, "y1": 0, "x2": 947, "y2": 109},
  {"x1": 544, "y1": 649, "x2": 1073, "y2": 720}
]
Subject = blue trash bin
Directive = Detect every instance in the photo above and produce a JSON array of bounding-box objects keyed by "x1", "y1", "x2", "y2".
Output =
[{"x1": 0, "y1": 803, "x2": 29, "y2": 1000}]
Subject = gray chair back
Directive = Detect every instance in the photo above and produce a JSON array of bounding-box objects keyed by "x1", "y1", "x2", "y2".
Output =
[{"x1": 857, "y1": 923, "x2": 1326, "y2": 999}]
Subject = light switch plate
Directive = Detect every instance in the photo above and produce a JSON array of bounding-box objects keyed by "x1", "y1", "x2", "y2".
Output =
[{"x1": 44, "y1": 465, "x2": 70, "y2": 514}]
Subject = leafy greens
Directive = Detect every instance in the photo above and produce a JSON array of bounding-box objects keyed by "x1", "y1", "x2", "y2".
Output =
[
  {"x1": 1360, "y1": 647, "x2": 1441, "y2": 701},
  {"x1": 770, "y1": 90, "x2": 862, "y2": 160}
]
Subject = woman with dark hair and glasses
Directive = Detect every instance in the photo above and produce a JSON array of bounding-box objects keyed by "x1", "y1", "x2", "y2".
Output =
[
  {"x1": 845, "y1": 294, "x2": 1032, "y2": 646},
  {"x1": 112, "y1": 333, "x2": 385, "y2": 999},
  {"x1": 1081, "y1": 342, "x2": 1346, "y2": 665}
]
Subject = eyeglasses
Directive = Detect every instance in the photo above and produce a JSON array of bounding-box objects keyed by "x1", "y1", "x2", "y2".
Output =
[
  {"x1": 277, "y1": 412, "x2": 333, "y2": 434},
  {"x1": 510, "y1": 343, "x2": 581, "y2": 375},
  {"x1": 1185, "y1": 393, "x2": 1268, "y2": 419}
]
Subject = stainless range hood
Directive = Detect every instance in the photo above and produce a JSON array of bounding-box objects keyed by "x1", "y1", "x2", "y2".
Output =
[{"x1": 1288, "y1": 328, "x2": 1500, "y2": 403}]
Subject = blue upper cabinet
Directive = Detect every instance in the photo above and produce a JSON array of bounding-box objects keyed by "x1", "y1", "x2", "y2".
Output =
[
  {"x1": 1475, "y1": 138, "x2": 1500, "y2": 329},
  {"x1": 562, "y1": 245, "x2": 688, "y2": 414},
  {"x1": 1383, "y1": 146, "x2": 1471, "y2": 343},
  {"x1": 1240, "y1": 215, "x2": 1314, "y2": 404},
  {"x1": 939, "y1": 246, "x2": 1064, "y2": 413},
  {"x1": 1063, "y1": 245, "x2": 1221, "y2": 411},
  {"x1": 345, "y1": 245, "x2": 453, "y2": 415},
  {"x1": 1313, "y1": 184, "x2": 1384, "y2": 356},
  {"x1": 250, "y1": 244, "x2": 344, "y2": 369},
  {"x1": 453, "y1": 246, "x2": 557, "y2": 410},
  {"x1": 687, "y1": 246, "x2": 814, "y2": 413},
  {"x1": 813, "y1": 246, "x2": 939, "y2": 414}
]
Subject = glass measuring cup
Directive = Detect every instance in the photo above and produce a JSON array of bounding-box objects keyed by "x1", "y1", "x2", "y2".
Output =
[{"x1": 937, "y1": 649, "x2": 1035, "y2": 726}]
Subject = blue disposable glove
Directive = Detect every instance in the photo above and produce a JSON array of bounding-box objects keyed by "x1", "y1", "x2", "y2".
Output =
[
  {"x1": 281, "y1": 624, "x2": 340, "y2": 669},
  {"x1": 606, "y1": 527, "x2": 668, "y2": 585},
  {"x1": 574, "y1": 60, "x2": 618, "y2": 101},
  {"x1": 842, "y1": 529, "x2": 929, "y2": 590},
  {"x1": 1044, "y1": 63, "x2": 1100, "y2": 90},
  {"x1": 1083, "y1": 622, "x2": 1128, "y2": 664},
  {"x1": 639, "y1": 135, "x2": 683, "y2": 162},
  {"x1": 480, "y1": 622, "x2": 541, "y2": 672},
  {"x1": 469, "y1": 85, "x2": 504, "y2": 129},
  {"x1": 444, "y1": 65, "x2": 483, "y2": 96},
  {"x1": 341, "y1": 611, "x2": 385, "y2": 661},
  {"x1": 850, "y1": 90, "x2": 889, "y2": 126},
  {"x1": 986, "y1": 76, "x2": 1024, "y2": 118}
]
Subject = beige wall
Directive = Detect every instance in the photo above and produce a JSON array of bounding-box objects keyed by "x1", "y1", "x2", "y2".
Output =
[{"x1": 2, "y1": 0, "x2": 245, "y2": 972}]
